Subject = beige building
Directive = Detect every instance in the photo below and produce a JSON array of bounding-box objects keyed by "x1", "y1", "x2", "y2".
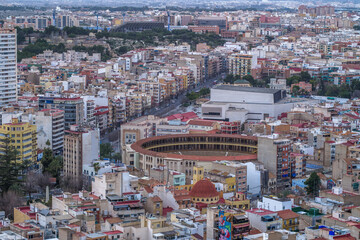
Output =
[
  {"x1": 92, "y1": 170, "x2": 134, "y2": 199},
  {"x1": 120, "y1": 115, "x2": 161, "y2": 161},
  {"x1": 333, "y1": 158, "x2": 360, "y2": 180},
  {"x1": 63, "y1": 125, "x2": 100, "y2": 186},
  {"x1": 228, "y1": 54, "x2": 253, "y2": 77},
  {"x1": 349, "y1": 145, "x2": 360, "y2": 158}
]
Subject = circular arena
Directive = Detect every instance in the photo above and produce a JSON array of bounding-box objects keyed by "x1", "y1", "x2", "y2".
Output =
[{"x1": 128, "y1": 134, "x2": 258, "y2": 177}]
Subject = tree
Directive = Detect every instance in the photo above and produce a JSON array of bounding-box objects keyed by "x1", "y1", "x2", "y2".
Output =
[
  {"x1": 261, "y1": 76, "x2": 272, "y2": 87},
  {"x1": 243, "y1": 75, "x2": 254, "y2": 82},
  {"x1": 199, "y1": 88, "x2": 210, "y2": 96},
  {"x1": 224, "y1": 74, "x2": 236, "y2": 84},
  {"x1": 265, "y1": 35, "x2": 274, "y2": 43},
  {"x1": 186, "y1": 92, "x2": 200, "y2": 101},
  {"x1": 60, "y1": 175, "x2": 83, "y2": 193},
  {"x1": 100, "y1": 143, "x2": 114, "y2": 159},
  {"x1": 93, "y1": 162, "x2": 100, "y2": 175},
  {"x1": 44, "y1": 25, "x2": 60, "y2": 36},
  {"x1": 339, "y1": 84, "x2": 351, "y2": 98},
  {"x1": 300, "y1": 71, "x2": 311, "y2": 82},
  {"x1": 0, "y1": 137, "x2": 22, "y2": 194},
  {"x1": 304, "y1": 172, "x2": 320, "y2": 198},
  {"x1": 47, "y1": 156, "x2": 62, "y2": 182},
  {"x1": 36, "y1": 172, "x2": 52, "y2": 193},
  {"x1": 291, "y1": 85, "x2": 300, "y2": 96},
  {"x1": 23, "y1": 172, "x2": 51, "y2": 202},
  {"x1": 298, "y1": 88, "x2": 310, "y2": 96},
  {"x1": 286, "y1": 76, "x2": 300, "y2": 86},
  {"x1": 0, "y1": 190, "x2": 23, "y2": 218},
  {"x1": 41, "y1": 140, "x2": 54, "y2": 173},
  {"x1": 23, "y1": 173, "x2": 39, "y2": 201},
  {"x1": 112, "y1": 152, "x2": 122, "y2": 162},
  {"x1": 243, "y1": 75, "x2": 258, "y2": 86},
  {"x1": 15, "y1": 27, "x2": 26, "y2": 45},
  {"x1": 309, "y1": 79, "x2": 318, "y2": 91},
  {"x1": 317, "y1": 79, "x2": 326, "y2": 96},
  {"x1": 351, "y1": 79, "x2": 360, "y2": 91},
  {"x1": 117, "y1": 46, "x2": 130, "y2": 55},
  {"x1": 325, "y1": 85, "x2": 339, "y2": 97}
]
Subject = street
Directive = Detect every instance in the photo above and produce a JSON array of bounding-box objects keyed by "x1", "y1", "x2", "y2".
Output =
[
  {"x1": 147, "y1": 74, "x2": 223, "y2": 117},
  {"x1": 100, "y1": 74, "x2": 225, "y2": 152}
]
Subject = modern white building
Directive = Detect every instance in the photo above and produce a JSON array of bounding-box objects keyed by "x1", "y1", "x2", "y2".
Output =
[
  {"x1": 257, "y1": 196, "x2": 293, "y2": 211},
  {"x1": 202, "y1": 85, "x2": 314, "y2": 122},
  {"x1": 0, "y1": 29, "x2": 17, "y2": 106}
]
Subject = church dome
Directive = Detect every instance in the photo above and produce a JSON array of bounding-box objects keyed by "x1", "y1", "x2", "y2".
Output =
[{"x1": 190, "y1": 179, "x2": 219, "y2": 198}]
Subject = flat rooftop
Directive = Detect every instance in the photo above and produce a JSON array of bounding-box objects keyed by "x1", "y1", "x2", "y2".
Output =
[{"x1": 213, "y1": 85, "x2": 281, "y2": 94}]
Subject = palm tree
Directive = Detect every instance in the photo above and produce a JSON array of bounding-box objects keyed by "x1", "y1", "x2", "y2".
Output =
[{"x1": 93, "y1": 162, "x2": 100, "y2": 175}]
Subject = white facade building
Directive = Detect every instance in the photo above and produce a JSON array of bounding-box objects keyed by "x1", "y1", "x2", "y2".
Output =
[
  {"x1": 0, "y1": 29, "x2": 17, "y2": 106},
  {"x1": 202, "y1": 85, "x2": 314, "y2": 122},
  {"x1": 36, "y1": 109, "x2": 65, "y2": 153},
  {"x1": 257, "y1": 196, "x2": 293, "y2": 211}
]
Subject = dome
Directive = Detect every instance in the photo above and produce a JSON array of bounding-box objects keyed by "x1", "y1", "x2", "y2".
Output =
[{"x1": 190, "y1": 179, "x2": 219, "y2": 198}]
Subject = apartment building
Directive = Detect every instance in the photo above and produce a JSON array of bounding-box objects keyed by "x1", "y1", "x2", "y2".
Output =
[
  {"x1": 92, "y1": 170, "x2": 134, "y2": 199},
  {"x1": 0, "y1": 29, "x2": 17, "y2": 106},
  {"x1": 39, "y1": 96, "x2": 84, "y2": 129},
  {"x1": 207, "y1": 207, "x2": 250, "y2": 240},
  {"x1": 258, "y1": 135, "x2": 291, "y2": 189},
  {"x1": 0, "y1": 118, "x2": 37, "y2": 162},
  {"x1": 228, "y1": 54, "x2": 253, "y2": 77},
  {"x1": 36, "y1": 109, "x2": 65, "y2": 154},
  {"x1": 63, "y1": 125, "x2": 100, "y2": 186}
]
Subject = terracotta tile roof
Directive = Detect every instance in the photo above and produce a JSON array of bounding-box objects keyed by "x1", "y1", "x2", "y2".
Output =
[
  {"x1": 103, "y1": 230, "x2": 123, "y2": 235},
  {"x1": 192, "y1": 233, "x2": 204, "y2": 240},
  {"x1": 189, "y1": 179, "x2": 219, "y2": 198},
  {"x1": 188, "y1": 119, "x2": 217, "y2": 127},
  {"x1": 249, "y1": 229, "x2": 262, "y2": 235},
  {"x1": 276, "y1": 209, "x2": 299, "y2": 219},
  {"x1": 143, "y1": 186, "x2": 153, "y2": 193},
  {"x1": 174, "y1": 195, "x2": 191, "y2": 201},
  {"x1": 149, "y1": 196, "x2": 162, "y2": 202},
  {"x1": 333, "y1": 234, "x2": 356, "y2": 240}
]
